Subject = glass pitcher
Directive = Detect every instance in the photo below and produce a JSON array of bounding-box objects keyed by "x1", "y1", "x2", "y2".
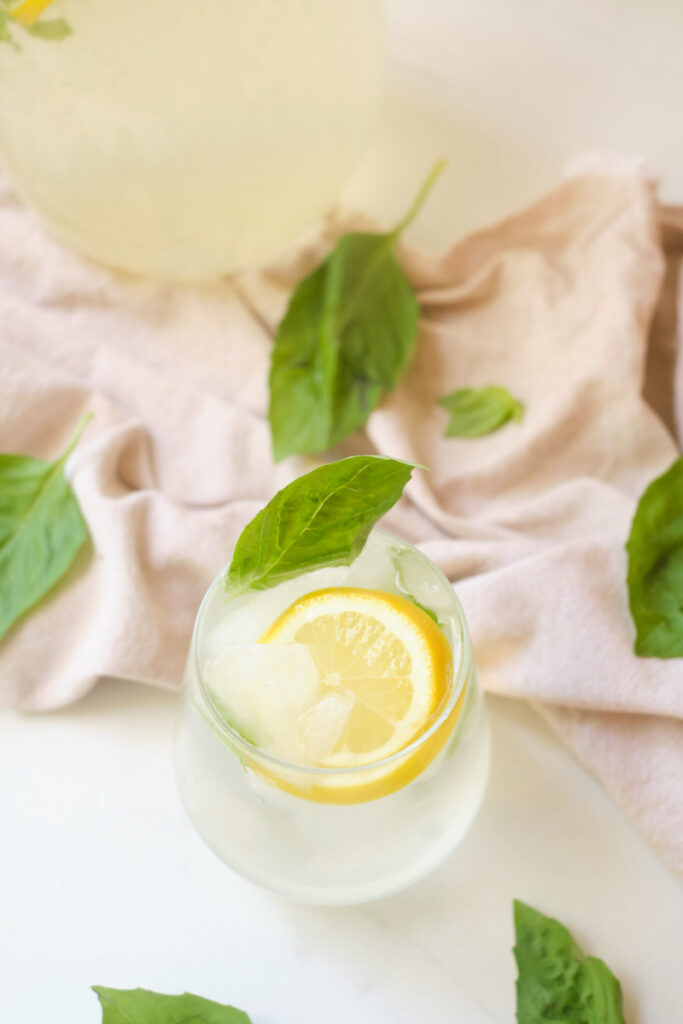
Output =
[{"x1": 0, "y1": 0, "x2": 385, "y2": 278}]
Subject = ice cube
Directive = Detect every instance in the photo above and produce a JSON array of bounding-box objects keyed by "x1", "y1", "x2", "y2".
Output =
[
  {"x1": 344, "y1": 531, "x2": 397, "y2": 592},
  {"x1": 259, "y1": 564, "x2": 352, "y2": 611},
  {"x1": 391, "y1": 546, "x2": 451, "y2": 624},
  {"x1": 203, "y1": 599, "x2": 264, "y2": 658},
  {"x1": 204, "y1": 643, "x2": 321, "y2": 758},
  {"x1": 204, "y1": 564, "x2": 352, "y2": 660},
  {"x1": 299, "y1": 690, "x2": 355, "y2": 762}
]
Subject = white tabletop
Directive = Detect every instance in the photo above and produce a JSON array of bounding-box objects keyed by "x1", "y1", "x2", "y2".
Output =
[
  {"x1": 348, "y1": 0, "x2": 683, "y2": 244},
  {"x1": 3, "y1": 2, "x2": 683, "y2": 1021},
  {"x1": 1, "y1": 684, "x2": 680, "y2": 1023}
]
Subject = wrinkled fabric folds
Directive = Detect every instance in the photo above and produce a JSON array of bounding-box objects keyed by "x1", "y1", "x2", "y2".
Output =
[{"x1": 1, "y1": 172, "x2": 681, "y2": 874}]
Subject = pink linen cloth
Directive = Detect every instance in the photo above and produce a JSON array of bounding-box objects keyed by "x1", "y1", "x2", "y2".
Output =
[{"x1": 1, "y1": 171, "x2": 681, "y2": 874}]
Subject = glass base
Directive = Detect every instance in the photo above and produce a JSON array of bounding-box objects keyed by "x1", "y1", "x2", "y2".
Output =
[{"x1": 175, "y1": 683, "x2": 491, "y2": 906}]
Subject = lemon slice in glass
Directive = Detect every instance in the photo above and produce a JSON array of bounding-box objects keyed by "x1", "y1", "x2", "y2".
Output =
[{"x1": 255, "y1": 587, "x2": 462, "y2": 802}]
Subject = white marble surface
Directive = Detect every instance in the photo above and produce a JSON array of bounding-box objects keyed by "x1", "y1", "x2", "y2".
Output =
[
  {"x1": 2, "y1": 2, "x2": 683, "y2": 1022},
  {"x1": 348, "y1": 0, "x2": 683, "y2": 245},
  {"x1": 1, "y1": 684, "x2": 680, "y2": 1023}
]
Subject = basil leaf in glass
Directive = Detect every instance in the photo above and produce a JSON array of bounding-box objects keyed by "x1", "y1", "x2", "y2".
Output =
[
  {"x1": 269, "y1": 161, "x2": 446, "y2": 461},
  {"x1": 0, "y1": 414, "x2": 91, "y2": 641},
  {"x1": 626, "y1": 454, "x2": 683, "y2": 658},
  {"x1": 390, "y1": 545, "x2": 440, "y2": 624},
  {"x1": 224, "y1": 455, "x2": 415, "y2": 597},
  {"x1": 439, "y1": 385, "x2": 524, "y2": 438}
]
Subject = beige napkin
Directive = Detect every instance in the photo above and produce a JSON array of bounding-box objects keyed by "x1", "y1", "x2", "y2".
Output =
[{"x1": 1, "y1": 171, "x2": 681, "y2": 875}]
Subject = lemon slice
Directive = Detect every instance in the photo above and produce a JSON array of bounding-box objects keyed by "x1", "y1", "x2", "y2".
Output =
[
  {"x1": 254, "y1": 587, "x2": 464, "y2": 803},
  {"x1": 11, "y1": 0, "x2": 55, "y2": 27}
]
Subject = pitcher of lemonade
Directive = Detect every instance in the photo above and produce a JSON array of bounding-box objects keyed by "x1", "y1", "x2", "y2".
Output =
[{"x1": 0, "y1": 0, "x2": 385, "y2": 278}]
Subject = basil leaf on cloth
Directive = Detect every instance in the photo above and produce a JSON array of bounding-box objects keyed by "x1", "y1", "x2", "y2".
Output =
[
  {"x1": 514, "y1": 900, "x2": 626, "y2": 1024},
  {"x1": 0, "y1": 414, "x2": 90, "y2": 642},
  {"x1": 626, "y1": 454, "x2": 683, "y2": 658},
  {"x1": 269, "y1": 161, "x2": 445, "y2": 461},
  {"x1": 439, "y1": 385, "x2": 524, "y2": 438},
  {"x1": 224, "y1": 455, "x2": 415, "y2": 597}
]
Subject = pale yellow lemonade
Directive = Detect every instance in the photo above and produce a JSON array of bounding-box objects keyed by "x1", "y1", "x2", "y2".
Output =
[
  {"x1": 0, "y1": 0, "x2": 384, "y2": 277},
  {"x1": 175, "y1": 531, "x2": 490, "y2": 904}
]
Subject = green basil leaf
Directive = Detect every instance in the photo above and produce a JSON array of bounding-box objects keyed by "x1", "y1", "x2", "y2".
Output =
[
  {"x1": 439, "y1": 385, "x2": 524, "y2": 438},
  {"x1": 513, "y1": 900, "x2": 625, "y2": 1024},
  {"x1": 269, "y1": 161, "x2": 446, "y2": 462},
  {"x1": 0, "y1": 414, "x2": 91, "y2": 642},
  {"x1": 0, "y1": 10, "x2": 18, "y2": 47},
  {"x1": 404, "y1": 593, "x2": 439, "y2": 625},
  {"x1": 93, "y1": 987, "x2": 252, "y2": 1024},
  {"x1": 626, "y1": 455, "x2": 683, "y2": 658},
  {"x1": 23, "y1": 17, "x2": 71, "y2": 40},
  {"x1": 268, "y1": 262, "x2": 336, "y2": 461},
  {"x1": 224, "y1": 455, "x2": 415, "y2": 597}
]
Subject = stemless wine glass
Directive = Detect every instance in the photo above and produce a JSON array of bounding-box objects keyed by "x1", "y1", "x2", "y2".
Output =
[
  {"x1": 175, "y1": 530, "x2": 491, "y2": 905},
  {"x1": 0, "y1": 0, "x2": 385, "y2": 278}
]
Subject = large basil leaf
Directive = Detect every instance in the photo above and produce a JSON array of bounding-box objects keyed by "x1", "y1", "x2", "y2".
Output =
[
  {"x1": 268, "y1": 161, "x2": 446, "y2": 462},
  {"x1": 224, "y1": 455, "x2": 414, "y2": 597},
  {"x1": 0, "y1": 415, "x2": 90, "y2": 641},
  {"x1": 626, "y1": 455, "x2": 683, "y2": 658}
]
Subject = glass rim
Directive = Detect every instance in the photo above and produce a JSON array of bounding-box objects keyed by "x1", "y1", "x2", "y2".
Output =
[{"x1": 191, "y1": 529, "x2": 473, "y2": 778}]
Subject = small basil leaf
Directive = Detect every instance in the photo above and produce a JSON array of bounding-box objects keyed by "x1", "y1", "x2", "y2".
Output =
[
  {"x1": 269, "y1": 161, "x2": 446, "y2": 462},
  {"x1": 513, "y1": 900, "x2": 625, "y2": 1024},
  {"x1": 0, "y1": 414, "x2": 91, "y2": 642},
  {"x1": 23, "y1": 17, "x2": 71, "y2": 40},
  {"x1": 439, "y1": 385, "x2": 524, "y2": 438},
  {"x1": 224, "y1": 455, "x2": 415, "y2": 597},
  {"x1": 626, "y1": 454, "x2": 683, "y2": 658},
  {"x1": 93, "y1": 986, "x2": 252, "y2": 1024}
]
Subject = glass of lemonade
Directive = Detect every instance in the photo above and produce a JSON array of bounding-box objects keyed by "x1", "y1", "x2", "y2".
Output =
[
  {"x1": 175, "y1": 529, "x2": 490, "y2": 905},
  {"x1": 0, "y1": 0, "x2": 384, "y2": 278}
]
